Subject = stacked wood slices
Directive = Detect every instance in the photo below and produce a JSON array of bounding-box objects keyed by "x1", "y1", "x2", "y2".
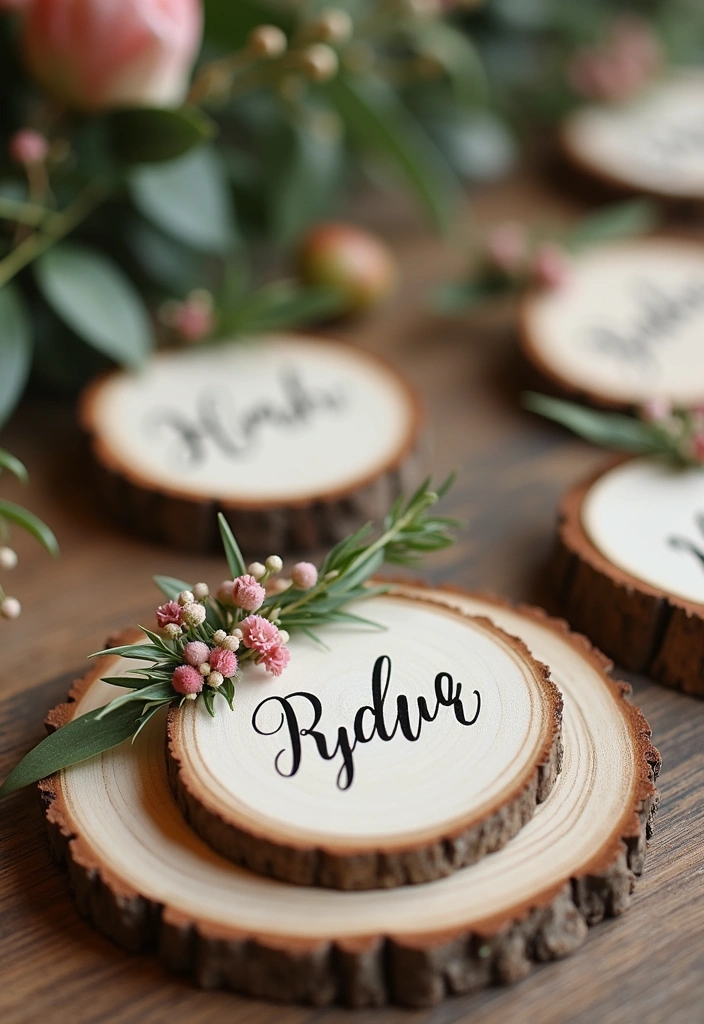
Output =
[{"x1": 40, "y1": 584, "x2": 659, "y2": 1007}]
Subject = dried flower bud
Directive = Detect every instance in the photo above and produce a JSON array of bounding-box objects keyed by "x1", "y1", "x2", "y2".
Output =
[
  {"x1": 185, "y1": 692, "x2": 198, "y2": 700},
  {"x1": 208, "y1": 670, "x2": 224, "y2": 688},
  {"x1": 217, "y1": 580, "x2": 235, "y2": 604},
  {"x1": 300, "y1": 43, "x2": 339, "y2": 82},
  {"x1": 0, "y1": 547, "x2": 18, "y2": 570},
  {"x1": 278, "y1": 629, "x2": 290, "y2": 645},
  {"x1": 291, "y1": 561, "x2": 318, "y2": 590},
  {"x1": 221, "y1": 634, "x2": 240, "y2": 652},
  {"x1": 212, "y1": 629, "x2": 227, "y2": 645},
  {"x1": 311, "y1": 8, "x2": 353, "y2": 44},
  {"x1": 265, "y1": 555, "x2": 283, "y2": 573},
  {"x1": 199, "y1": 662, "x2": 211, "y2": 677},
  {"x1": 248, "y1": 561, "x2": 266, "y2": 580},
  {"x1": 0, "y1": 596, "x2": 21, "y2": 620},
  {"x1": 9, "y1": 128, "x2": 49, "y2": 166},
  {"x1": 232, "y1": 628, "x2": 243, "y2": 639},
  {"x1": 164, "y1": 622, "x2": 182, "y2": 639},
  {"x1": 248, "y1": 24, "x2": 287, "y2": 59},
  {"x1": 181, "y1": 602, "x2": 206, "y2": 627},
  {"x1": 193, "y1": 582, "x2": 209, "y2": 601},
  {"x1": 178, "y1": 590, "x2": 195, "y2": 606}
]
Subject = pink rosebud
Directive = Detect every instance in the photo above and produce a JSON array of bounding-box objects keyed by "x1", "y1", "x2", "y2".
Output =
[
  {"x1": 209, "y1": 646, "x2": 238, "y2": 678},
  {"x1": 641, "y1": 397, "x2": 671, "y2": 423},
  {"x1": 485, "y1": 222, "x2": 528, "y2": 276},
  {"x1": 172, "y1": 663, "x2": 203, "y2": 695},
  {"x1": 217, "y1": 580, "x2": 235, "y2": 604},
  {"x1": 261, "y1": 644, "x2": 291, "y2": 677},
  {"x1": 291, "y1": 561, "x2": 318, "y2": 590},
  {"x1": 240, "y1": 614, "x2": 280, "y2": 653},
  {"x1": 22, "y1": 0, "x2": 203, "y2": 112},
  {"x1": 156, "y1": 600, "x2": 183, "y2": 628},
  {"x1": 173, "y1": 291, "x2": 215, "y2": 343},
  {"x1": 231, "y1": 574, "x2": 266, "y2": 612},
  {"x1": 184, "y1": 640, "x2": 210, "y2": 666},
  {"x1": 532, "y1": 243, "x2": 571, "y2": 290},
  {"x1": 9, "y1": 128, "x2": 48, "y2": 165}
]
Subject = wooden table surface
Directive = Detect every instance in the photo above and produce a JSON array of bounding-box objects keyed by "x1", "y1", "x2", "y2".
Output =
[{"x1": 1, "y1": 168, "x2": 703, "y2": 1024}]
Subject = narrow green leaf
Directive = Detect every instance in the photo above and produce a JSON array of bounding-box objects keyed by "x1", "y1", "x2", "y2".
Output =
[
  {"x1": 523, "y1": 392, "x2": 666, "y2": 453},
  {"x1": 89, "y1": 643, "x2": 164, "y2": 662},
  {"x1": 129, "y1": 145, "x2": 237, "y2": 253},
  {"x1": 95, "y1": 680, "x2": 173, "y2": 720},
  {"x1": 139, "y1": 626, "x2": 176, "y2": 654},
  {"x1": 203, "y1": 687, "x2": 216, "y2": 717},
  {"x1": 565, "y1": 200, "x2": 659, "y2": 251},
  {"x1": 153, "y1": 574, "x2": 193, "y2": 601},
  {"x1": 0, "y1": 284, "x2": 32, "y2": 430},
  {"x1": 99, "y1": 675, "x2": 167, "y2": 689},
  {"x1": 0, "y1": 448, "x2": 28, "y2": 483},
  {"x1": 0, "y1": 499, "x2": 58, "y2": 555},
  {"x1": 0, "y1": 701, "x2": 146, "y2": 797},
  {"x1": 268, "y1": 121, "x2": 342, "y2": 243},
  {"x1": 35, "y1": 243, "x2": 152, "y2": 368},
  {"x1": 109, "y1": 106, "x2": 216, "y2": 164},
  {"x1": 407, "y1": 20, "x2": 486, "y2": 107},
  {"x1": 132, "y1": 701, "x2": 169, "y2": 740},
  {"x1": 217, "y1": 512, "x2": 246, "y2": 578}
]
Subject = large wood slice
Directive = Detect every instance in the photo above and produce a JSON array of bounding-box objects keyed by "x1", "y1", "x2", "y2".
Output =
[
  {"x1": 561, "y1": 69, "x2": 704, "y2": 202},
  {"x1": 166, "y1": 592, "x2": 563, "y2": 890},
  {"x1": 520, "y1": 239, "x2": 704, "y2": 409},
  {"x1": 554, "y1": 454, "x2": 704, "y2": 695},
  {"x1": 79, "y1": 334, "x2": 423, "y2": 552},
  {"x1": 39, "y1": 586, "x2": 659, "y2": 1008}
]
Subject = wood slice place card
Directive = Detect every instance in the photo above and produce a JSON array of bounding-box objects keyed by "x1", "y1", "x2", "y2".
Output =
[
  {"x1": 520, "y1": 239, "x2": 704, "y2": 408},
  {"x1": 40, "y1": 586, "x2": 659, "y2": 1008},
  {"x1": 79, "y1": 334, "x2": 423, "y2": 552},
  {"x1": 554, "y1": 455, "x2": 704, "y2": 695},
  {"x1": 561, "y1": 69, "x2": 704, "y2": 202},
  {"x1": 166, "y1": 592, "x2": 563, "y2": 890}
]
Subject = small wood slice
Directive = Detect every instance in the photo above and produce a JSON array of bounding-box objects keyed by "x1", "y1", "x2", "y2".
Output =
[
  {"x1": 79, "y1": 334, "x2": 424, "y2": 553},
  {"x1": 166, "y1": 592, "x2": 563, "y2": 890},
  {"x1": 39, "y1": 587, "x2": 659, "y2": 1008},
  {"x1": 520, "y1": 239, "x2": 704, "y2": 409},
  {"x1": 561, "y1": 69, "x2": 704, "y2": 202},
  {"x1": 554, "y1": 454, "x2": 704, "y2": 695}
]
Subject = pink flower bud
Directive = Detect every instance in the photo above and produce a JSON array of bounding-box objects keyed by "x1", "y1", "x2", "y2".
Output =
[
  {"x1": 532, "y1": 243, "x2": 571, "y2": 290},
  {"x1": 485, "y1": 222, "x2": 528, "y2": 276},
  {"x1": 172, "y1": 664, "x2": 203, "y2": 695},
  {"x1": 641, "y1": 397, "x2": 671, "y2": 423},
  {"x1": 0, "y1": 596, "x2": 21, "y2": 619},
  {"x1": 240, "y1": 614, "x2": 280, "y2": 652},
  {"x1": 156, "y1": 600, "x2": 183, "y2": 628},
  {"x1": 172, "y1": 291, "x2": 215, "y2": 343},
  {"x1": 231, "y1": 574, "x2": 266, "y2": 612},
  {"x1": 291, "y1": 561, "x2": 318, "y2": 590},
  {"x1": 209, "y1": 647, "x2": 238, "y2": 678},
  {"x1": 261, "y1": 644, "x2": 291, "y2": 677},
  {"x1": 184, "y1": 640, "x2": 210, "y2": 666},
  {"x1": 22, "y1": 0, "x2": 203, "y2": 112},
  {"x1": 693, "y1": 433, "x2": 704, "y2": 464},
  {"x1": 9, "y1": 128, "x2": 48, "y2": 165},
  {"x1": 217, "y1": 580, "x2": 235, "y2": 604}
]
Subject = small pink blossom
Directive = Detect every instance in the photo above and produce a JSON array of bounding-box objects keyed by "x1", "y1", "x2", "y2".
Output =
[
  {"x1": 692, "y1": 433, "x2": 704, "y2": 463},
  {"x1": 184, "y1": 640, "x2": 210, "y2": 666},
  {"x1": 209, "y1": 647, "x2": 238, "y2": 677},
  {"x1": 9, "y1": 129, "x2": 48, "y2": 165},
  {"x1": 231, "y1": 574, "x2": 266, "y2": 612},
  {"x1": 172, "y1": 664, "x2": 203, "y2": 695},
  {"x1": 641, "y1": 397, "x2": 671, "y2": 423},
  {"x1": 485, "y1": 222, "x2": 528, "y2": 276},
  {"x1": 240, "y1": 614, "x2": 280, "y2": 652},
  {"x1": 217, "y1": 580, "x2": 235, "y2": 604},
  {"x1": 291, "y1": 561, "x2": 318, "y2": 590},
  {"x1": 532, "y1": 243, "x2": 571, "y2": 290},
  {"x1": 156, "y1": 600, "x2": 183, "y2": 628},
  {"x1": 261, "y1": 644, "x2": 291, "y2": 677},
  {"x1": 173, "y1": 291, "x2": 215, "y2": 343}
]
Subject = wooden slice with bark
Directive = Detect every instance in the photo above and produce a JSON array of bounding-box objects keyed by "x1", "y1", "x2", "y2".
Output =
[
  {"x1": 166, "y1": 592, "x2": 563, "y2": 890},
  {"x1": 554, "y1": 454, "x2": 704, "y2": 695},
  {"x1": 561, "y1": 69, "x2": 704, "y2": 202},
  {"x1": 79, "y1": 334, "x2": 423, "y2": 552},
  {"x1": 520, "y1": 239, "x2": 704, "y2": 409},
  {"x1": 39, "y1": 586, "x2": 659, "y2": 1008}
]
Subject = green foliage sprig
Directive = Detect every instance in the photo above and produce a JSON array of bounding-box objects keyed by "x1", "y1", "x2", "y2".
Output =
[{"x1": 0, "y1": 478, "x2": 457, "y2": 798}]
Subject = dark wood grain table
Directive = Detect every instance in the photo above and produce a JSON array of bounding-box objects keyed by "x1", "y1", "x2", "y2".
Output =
[{"x1": 1, "y1": 169, "x2": 703, "y2": 1024}]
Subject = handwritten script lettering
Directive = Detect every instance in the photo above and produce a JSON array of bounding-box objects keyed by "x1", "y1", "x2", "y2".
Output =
[
  {"x1": 586, "y1": 277, "x2": 704, "y2": 372},
  {"x1": 251, "y1": 655, "x2": 481, "y2": 791},
  {"x1": 144, "y1": 368, "x2": 346, "y2": 468},
  {"x1": 636, "y1": 116, "x2": 704, "y2": 167},
  {"x1": 669, "y1": 511, "x2": 704, "y2": 571}
]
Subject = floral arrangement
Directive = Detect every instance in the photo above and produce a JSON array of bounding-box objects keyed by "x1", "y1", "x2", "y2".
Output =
[
  {"x1": 0, "y1": 477, "x2": 457, "y2": 796},
  {"x1": 525, "y1": 393, "x2": 704, "y2": 467},
  {"x1": 0, "y1": 0, "x2": 486, "y2": 424},
  {"x1": 433, "y1": 198, "x2": 658, "y2": 312}
]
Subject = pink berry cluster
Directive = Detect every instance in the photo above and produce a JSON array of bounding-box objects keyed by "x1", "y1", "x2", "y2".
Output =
[
  {"x1": 155, "y1": 554, "x2": 320, "y2": 698},
  {"x1": 484, "y1": 222, "x2": 571, "y2": 290},
  {"x1": 567, "y1": 15, "x2": 662, "y2": 105}
]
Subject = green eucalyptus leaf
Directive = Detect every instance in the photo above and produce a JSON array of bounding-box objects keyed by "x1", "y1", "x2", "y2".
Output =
[
  {"x1": 0, "y1": 499, "x2": 58, "y2": 555},
  {"x1": 565, "y1": 200, "x2": 659, "y2": 252},
  {"x1": 328, "y1": 74, "x2": 462, "y2": 233},
  {"x1": 127, "y1": 219, "x2": 208, "y2": 295},
  {"x1": 129, "y1": 145, "x2": 237, "y2": 253},
  {"x1": 222, "y1": 281, "x2": 343, "y2": 334},
  {"x1": 268, "y1": 120, "x2": 342, "y2": 243},
  {"x1": 153, "y1": 574, "x2": 193, "y2": 601},
  {"x1": 218, "y1": 512, "x2": 246, "y2": 578},
  {"x1": 109, "y1": 106, "x2": 216, "y2": 164},
  {"x1": 0, "y1": 448, "x2": 28, "y2": 483},
  {"x1": 523, "y1": 393, "x2": 666, "y2": 453},
  {"x1": 0, "y1": 284, "x2": 32, "y2": 430},
  {"x1": 0, "y1": 700, "x2": 147, "y2": 797},
  {"x1": 35, "y1": 243, "x2": 152, "y2": 368}
]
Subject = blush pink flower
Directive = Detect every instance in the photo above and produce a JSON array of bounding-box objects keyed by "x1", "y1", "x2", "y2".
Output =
[
  {"x1": 217, "y1": 580, "x2": 235, "y2": 604},
  {"x1": 261, "y1": 644, "x2": 291, "y2": 677},
  {"x1": 231, "y1": 574, "x2": 266, "y2": 612},
  {"x1": 692, "y1": 433, "x2": 704, "y2": 463},
  {"x1": 9, "y1": 128, "x2": 48, "y2": 165},
  {"x1": 209, "y1": 647, "x2": 238, "y2": 678},
  {"x1": 240, "y1": 614, "x2": 280, "y2": 653},
  {"x1": 291, "y1": 561, "x2": 318, "y2": 590},
  {"x1": 532, "y1": 243, "x2": 571, "y2": 290},
  {"x1": 172, "y1": 663, "x2": 203, "y2": 695},
  {"x1": 156, "y1": 600, "x2": 182, "y2": 628},
  {"x1": 641, "y1": 397, "x2": 671, "y2": 424},
  {"x1": 183, "y1": 640, "x2": 210, "y2": 666}
]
